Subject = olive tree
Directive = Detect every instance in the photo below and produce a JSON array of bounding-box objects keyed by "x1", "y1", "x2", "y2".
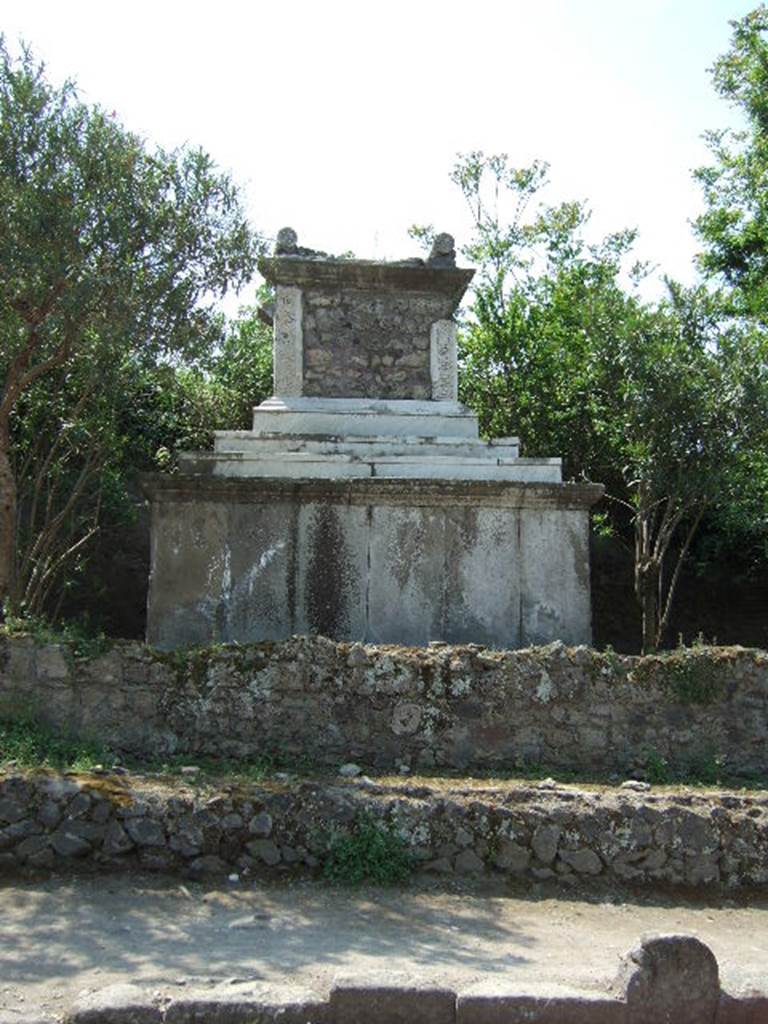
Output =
[{"x1": 0, "y1": 40, "x2": 259, "y2": 615}]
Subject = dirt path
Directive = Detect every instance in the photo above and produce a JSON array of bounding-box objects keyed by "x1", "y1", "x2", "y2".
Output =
[{"x1": 1, "y1": 875, "x2": 767, "y2": 1019}]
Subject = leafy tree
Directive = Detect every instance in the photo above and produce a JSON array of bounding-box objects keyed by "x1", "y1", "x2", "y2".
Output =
[
  {"x1": 438, "y1": 152, "x2": 768, "y2": 652},
  {"x1": 118, "y1": 304, "x2": 273, "y2": 474},
  {"x1": 7, "y1": 303, "x2": 273, "y2": 623},
  {"x1": 695, "y1": 4, "x2": 768, "y2": 318},
  {"x1": 0, "y1": 40, "x2": 259, "y2": 616}
]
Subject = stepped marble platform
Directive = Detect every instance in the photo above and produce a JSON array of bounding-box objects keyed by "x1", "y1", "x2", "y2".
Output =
[{"x1": 179, "y1": 397, "x2": 561, "y2": 482}]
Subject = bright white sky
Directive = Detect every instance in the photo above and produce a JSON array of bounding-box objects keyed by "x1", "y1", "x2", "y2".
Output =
[{"x1": 3, "y1": 0, "x2": 759, "y2": 307}]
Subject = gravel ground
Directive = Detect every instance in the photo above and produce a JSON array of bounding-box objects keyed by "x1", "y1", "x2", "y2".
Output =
[{"x1": 1, "y1": 874, "x2": 767, "y2": 1019}]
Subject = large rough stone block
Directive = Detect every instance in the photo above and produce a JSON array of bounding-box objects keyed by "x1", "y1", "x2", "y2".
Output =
[
  {"x1": 330, "y1": 978, "x2": 456, "y2": 1024},
  {"x1": 613, "y1": 932, "x2": 719, "y2": 1024},
  {"x1": 66, "y1": 983, "x2": 162, "y2": 1023},
  {"x1": 456, "y1": 989, "x2": 622, "y2": 1023},
  {"x1": 717, "y1": 992, "x2": 768, "y2": 1023},
  {"x1": 164, "y1": 984, "x2": 330, "y2": 1023}
]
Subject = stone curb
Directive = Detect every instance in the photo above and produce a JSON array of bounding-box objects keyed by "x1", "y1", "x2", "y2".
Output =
[{"x1": 62, "y1": 936, "x2": 767, "y2": 1024}]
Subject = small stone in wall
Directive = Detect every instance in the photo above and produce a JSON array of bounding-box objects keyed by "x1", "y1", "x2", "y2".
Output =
[
  {"x1": 493, "y1": 839, "x2": 531, "y2": 873},
  {"x1": 536, "y1": 778, "x2": 558, "y2": 790},
  {"x1": 559, "y1": 847, "x2": 603, "y2": 875},
  {"x1": 532, "y1": 824, "x2": 561, "y2": 865},
  {"x1": 248, "y1": 812, "x2": 273, "y2": 837},
  {"x1": 621, "y1": 780, "x2": 651, "y2": 792},
  {"x1": 391, "y1": 703, "x2": 422, "y2": 736},
  {"x1": 454, "y1": 849, "x2": 485, "y2": 874},
  {"x1": 338, "y1": 763, "x2": 362, "y2": 777}
]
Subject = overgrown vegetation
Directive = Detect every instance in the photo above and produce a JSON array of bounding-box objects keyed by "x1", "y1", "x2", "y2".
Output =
[
  {"x1": 643, "y1": 748, "x2": 729, "y2": 787},
  {"x1": 322, "y1": 813, "x2": 414, "y2": 885},
  {"x1": 0, "y1": 711, "x2": 109, "y2": 771},
  {"x1": 0, "y1": 38, "x2": 260, "y2": 623},
  {"x1": 1, "y1": 611, "x2": 110, "y2": 659},
  {"x1": 633, "y1": 645, "x2": 728, "y2": 705},
  {"x1": 414, "y1": 147, "x2": 768, "y2": 654}
]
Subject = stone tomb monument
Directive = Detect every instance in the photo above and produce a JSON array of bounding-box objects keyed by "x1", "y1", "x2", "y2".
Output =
[{"x1": 143, "y1": 230, "x2": 602, "y2": 649}]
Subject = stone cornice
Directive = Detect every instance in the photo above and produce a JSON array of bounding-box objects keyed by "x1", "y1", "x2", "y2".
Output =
[
  {"x1": 258, "y1": 256, "x2": 475, "y2": 310},
  {"x1": 141, "y1": 473, "x2": 604, "y2": 510}
]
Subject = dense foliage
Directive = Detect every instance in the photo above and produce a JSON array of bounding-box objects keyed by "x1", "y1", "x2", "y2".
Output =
[
  {"x1": 0, "y1": 39, "x2": 261, "y2": 617},
  {"x1": 695, "y1": 5, "x2": 768, "y2": 320},
  {"x1": 416, "y1": 151, "x2": 768, "y2": 652}
]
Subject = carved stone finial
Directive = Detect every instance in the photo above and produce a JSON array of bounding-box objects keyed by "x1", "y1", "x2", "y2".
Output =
[
  {"x1": 429, "y1": 232, "x2": 456, "y2": 267},
  {"x1": 276, "y1": 227, "x2": 298, "y2": 255}
]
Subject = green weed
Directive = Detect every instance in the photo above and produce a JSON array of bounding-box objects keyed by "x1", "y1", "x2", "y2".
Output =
[
  {"x1": 635, "y1": 645, "x2": 726, "y2": 705},
  {"x1": 644, "y1": 749, "x2": 671, "y2": 784},
  {"x1": 2, "y1": 612, "x2": 110, "y2": 660},
  {"x1": 0, "y1": 711, "x2": 110, "y2": 771},
  {"x1": 322, "y1": 813, "x2": 414, "y2": 885}
]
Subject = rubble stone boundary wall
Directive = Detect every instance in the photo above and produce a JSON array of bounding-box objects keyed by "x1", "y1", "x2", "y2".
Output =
[
  {"x1": 1, "y1": 635, "x2": 767, "y2": 778},
  {"x1": 2, "y1": 770, "x2": 768, "y2": 890}
]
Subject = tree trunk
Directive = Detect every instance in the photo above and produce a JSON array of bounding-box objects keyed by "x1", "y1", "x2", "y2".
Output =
[
  {"x1": 0, "y1": 421, "x2": 17, "y2": 616},
  {"x1": 634, "y1": 497, "x2": 661, "y2": 654},
  {"x1": 635, "y1": 556, "x2": 660, "y2": 654}
]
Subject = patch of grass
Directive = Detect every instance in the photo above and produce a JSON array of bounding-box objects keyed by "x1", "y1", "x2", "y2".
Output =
[
  {"x1": 683, "y1": 751, "x2": 727, "y2": 787},
  {"x1": 128, "y1": 752, "x2": 280, "y2": 783},
  {"x1": 642, "y1": 747, "x2": 731, "y2": 788},
  {"x1": 0, "y1": 712, "x2": 110, "y2": 771},
  {"x1": 2, "y1": 612, "x2": 111, "y2": 660},
  {"x1": 644, "y1": 749, "x2": 671, "y2": 785},
  {"x1": 322, "y1": 813, "x2": 414, "y2": 885}
]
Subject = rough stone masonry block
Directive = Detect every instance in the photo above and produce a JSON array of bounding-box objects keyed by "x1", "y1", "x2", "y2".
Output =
[
  {"x1": 717, "y1": 992, "x2": 768, "y2": 1023},
  {"x1": 613, "y1": 932, "x2": 720, "y2": 1024},
  {"x1": 66, "y1": 983, "x2": 162, "y2": 1024},
  {"x1": 456, "y1": 989, "x2": 623, "y2": 1023},
  {"x1": 330, "y1": 978, "x2": 456, "y2": 1024},
  {"x1": 164, "y1": 984, "x2": 331, "y2": 1024}
]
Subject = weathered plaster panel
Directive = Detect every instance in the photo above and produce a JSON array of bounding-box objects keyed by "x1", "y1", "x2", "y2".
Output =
[
  {"x1": 146, "y1": 500, "x2": 230, "y2": 649},
  {"x1": 430, "y1": 320, "x2": 458, "y2": 401},
  {"x1": 143, "y1": 477, "x2": 599, "y2": 649},
  {"x1": 520, "y1": 509, "x2": 592, "y2": 646},
  {"x1": 443, "y1": 507, "x2": 522, "y2": 647},
  {"x1": 225, "y1": 501, "x2": 297, "y2": 640},
  {"x1": 294, "y1": 502, "x2": 369, "y2": 639},
  {"x1": 272, "y1": 285, "x2": 303, "y2": 396},
  {"x1": 366, "y1": 505, "x2": 447, "y2": 645}
]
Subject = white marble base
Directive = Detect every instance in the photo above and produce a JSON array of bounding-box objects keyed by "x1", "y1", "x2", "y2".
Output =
[
  {"x1": 182, "y1": 450, "x2": 562, "y2": 483},
  {"x1": 182, "y1": 395, "x2": 563, "y2": 483},
  {"x1": 251, "y1": 396, "x2": 480, "y2": 439}
]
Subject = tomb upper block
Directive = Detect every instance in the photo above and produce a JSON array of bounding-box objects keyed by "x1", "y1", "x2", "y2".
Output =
[{"x1": 258, "y1": 230, "x2": 474, "y2": 401}]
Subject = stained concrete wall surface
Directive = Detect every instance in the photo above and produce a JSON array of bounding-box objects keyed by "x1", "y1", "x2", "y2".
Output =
[{"x1": 143, "y1": 478, "x2": 596, "y2": 650}]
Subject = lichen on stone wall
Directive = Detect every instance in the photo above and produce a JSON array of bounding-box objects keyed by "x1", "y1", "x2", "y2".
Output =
[
  {"x1": 2, "y1": 769, "x2": 767, "y2": 890},
  {"x1": 1, "y1": 634, "x2": 767, "y2": 780},
  {"x1": 301, "y1": 289, "x2": 448, "y2": 399}
]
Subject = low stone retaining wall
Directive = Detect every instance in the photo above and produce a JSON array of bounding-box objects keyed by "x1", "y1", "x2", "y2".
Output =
[
  {"x1": 1, "y1": 635, "x2": 767, "y2": 778},
  {"x1": 2, "y1": 770, "x2": 767, "y2": 890}
]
